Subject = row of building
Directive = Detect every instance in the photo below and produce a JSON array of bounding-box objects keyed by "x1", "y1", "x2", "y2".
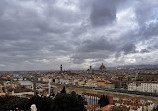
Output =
[{"x1": 128, "y1": 81, "x2": 158, "y2": 93}]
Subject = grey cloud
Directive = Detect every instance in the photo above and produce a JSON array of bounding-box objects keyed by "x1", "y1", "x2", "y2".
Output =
[
  {"x1": 120, "y1": 43, "x2": 137, "y2": 55},
  {"x1": 133, "y1": 0, "x2": 158, "y2": 42},
  {"x1": 89, "y1": 0, "x2": 126, "y2": 27},
  {"x1": 140, "y1": 49, "x2": 150, "y2": 53},
  {"x1": 78, "y1": 37, "x2": 116, "y2": 52},
  {"x1": 90, "y1": 0, "x2": 116, "y2": 27},
  {"x1": 71, "y1": 36, "x2": 138, "y2": 64},
  {"x1": 141, "y1": 20, "x2": 158, "y2": 39},
  {"x1": 0, "y1": 0, "x2": 158, "y2": 70},
  {"x1": 135, "y1": 0, "x2": 158, "y2": 26}
]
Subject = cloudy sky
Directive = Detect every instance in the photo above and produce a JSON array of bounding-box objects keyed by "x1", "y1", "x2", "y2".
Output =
[{"x1": 0, "y1": 0, "x2": 158, "y2": 71}]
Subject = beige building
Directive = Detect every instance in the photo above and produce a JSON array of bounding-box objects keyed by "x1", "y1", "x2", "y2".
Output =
[{"x1": 97, "y1": 80, "x2": 115, "y2": 88}]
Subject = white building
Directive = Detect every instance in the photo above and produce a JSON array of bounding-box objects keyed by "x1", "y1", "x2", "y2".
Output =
[
  {"x1": 59, "y1": 79, "x2": 74, "y2": 85},
  {"x1": 128, "y1": 82, "x2": 141, "y2": 92},
  {"x1": 141, "y1": 82, "x2": 158, "y2": 93},
  {"x1": 12, "y1": 90, "x2": 34, "y2": 97},
  {"x1": 128, "y1": 82, "x2": 158, "y2": 93},
  {"x1": 18, "y1": 80, "x2": 33, "y2": 89}
]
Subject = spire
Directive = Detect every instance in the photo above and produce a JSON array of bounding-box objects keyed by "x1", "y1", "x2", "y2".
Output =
[
  {"x1": 60, "y1": 64, "x2": 63, "y2": 72},
  {"x1": 90, "y1": 66, "x2": 92, "y2": 70}
]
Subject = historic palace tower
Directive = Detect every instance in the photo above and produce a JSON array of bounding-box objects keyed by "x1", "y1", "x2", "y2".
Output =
[{"x1": 60, "y1": 64, "x2": 63, "y2": 72}]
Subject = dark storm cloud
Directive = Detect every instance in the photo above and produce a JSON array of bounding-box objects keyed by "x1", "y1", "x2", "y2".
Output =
[
  {"x1": 0, "y1": 0, "x2": 158, "y2": 70},
  {"x1": 140, "y1": 49, "x2": 150, "y2": 53},
  {"x1": 71, "y1": 37, "x2": 116, "y2": 64},
  {"x1": 0, "y1": 0, "x2": 79, "y2": 70},
  {"x1": 141, "y1": 20, "x2": 158, "y2": 39},
  {"x1": 71, "y1": 35, "x2": 139, "y2": 64},
  {"x1": 134, "y1": 0, "x2": 158, "y2": 41},
  {"x1": 121, "y1": 43, "x2": 137, "y2": 54},
  {"x1": 90, "y1": 0, "x2": 128, "y2": 26},
  {"x1": 90, "y1": 0, "x2": 116, "y2": 27},
  {"x1": 78, "y1": 37, "x2": 116, "y2": 52}
]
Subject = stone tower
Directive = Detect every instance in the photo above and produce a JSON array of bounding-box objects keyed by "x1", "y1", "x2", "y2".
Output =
[{"x1": 60, "y1": 64, "x2": 63, "y2": 72}]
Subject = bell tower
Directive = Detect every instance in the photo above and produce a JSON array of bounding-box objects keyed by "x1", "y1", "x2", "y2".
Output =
[{"x1": 60, "y1": 64, "x2": 63, "y2": 72}]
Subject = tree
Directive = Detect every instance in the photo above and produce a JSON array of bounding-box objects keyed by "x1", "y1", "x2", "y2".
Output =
[
  {"x1": 29, "y1": 95, "x2": 53, "y2": 111},
  {"x1": 60, "y1": 86, "x2": 66, "y2": 94},
  {"x1": 50, "y1": 91, "x2": 87, "y2": 111},
  {"x1": 71, "y1": 91, "x2": 77, "y2": 96},
  {"x1": 0, "y1": 90, "x2": 87, "y2": 111},
  {"x1": 98, "y1": 95, "x2": 109, "y2": 107},
  {"x1": 78, "y1": 95, "x2": 87, "y2": 105},
  {"x1": 153, "y1": 105, "x2": 158, "y2": 111},
  {"x1": 52, "y1": 91, "x2": 55, "y2": 97},
  {"x1": 52, "y1": 79, "x2": 55, "y2": 83},
  {"x1": 0, "y1": 96, "x2": 29, "y2": 110}
]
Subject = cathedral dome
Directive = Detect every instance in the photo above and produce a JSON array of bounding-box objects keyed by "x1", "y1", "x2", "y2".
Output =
[{"x1": 99, "y1": 63, "x2": 106, "y2": 70}]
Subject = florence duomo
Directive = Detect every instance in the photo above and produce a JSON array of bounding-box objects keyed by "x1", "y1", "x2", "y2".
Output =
[{"x1": 87, "y1": 63, "x2": 106, "y2": 74}]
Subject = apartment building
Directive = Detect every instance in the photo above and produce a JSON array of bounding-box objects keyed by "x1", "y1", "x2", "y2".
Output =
[{"x1": 128, "y1": 82, "x2": 158, "y2": 93}]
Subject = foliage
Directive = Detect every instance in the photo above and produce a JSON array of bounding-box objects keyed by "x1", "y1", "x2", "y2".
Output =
[
  {"x1": 71, "y1": 91, "x2": 77, "y2": 96},
  {"x1": 98, "y1": 95, "x2": 109, "y2": 107},
  {"x1": 50, "y1": 91, "x2": 87, "y2": 111},
  {"x1": 60, "y1": 86, "x2": 66, "y2": 94},
  {"x1": 0, "y1": 89, "x2": 87, "y2": 111},
  {"x1": 51, "y1": 92, "x2": 55, "y2": 97},
  {"x1": 29, "y1": 95, "x2": 53, "y2": 111},
  {"x1": 0, "y1": 96, "x2": 29, "y2": 110},
  {"x1": 0, "y1": 95, "x2": 53, "y2": 111}
]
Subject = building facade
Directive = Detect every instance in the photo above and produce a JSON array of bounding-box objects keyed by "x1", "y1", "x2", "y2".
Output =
[{"x1": 128, "y1": 82, "x2": 158, "y2": 93}]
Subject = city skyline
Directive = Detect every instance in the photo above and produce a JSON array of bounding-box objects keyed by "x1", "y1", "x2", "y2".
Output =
[{"x1": 0, "y1": 0, "x2": 158, "y2": 71}]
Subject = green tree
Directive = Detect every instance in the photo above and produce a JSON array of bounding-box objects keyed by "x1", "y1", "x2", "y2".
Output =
[
  {"x1": 0, "y1": 96, "x2": 29, "y2": 110},
  {"x1": 78, "y1": 95, "x2": 87, "y2": 105},
  {"x1": 50, "y1": 91, "x2": 87, "y2": 111},
  {"x1": 98, "y1": 95, "x2": 109, "y2": 107},
  {"x1": 71, "y1": 91, "x2": 77, "y2": 96},
  {"x1": 0, "y1": 96, "x2": 5, "y2": 109},
  {"x1": 52, "y1": 91, "x2": 55, "y2": 97},
  {"x1": 29, "y1": 95, "x2": 53, "y2": 111},
  {"x1": 60, "y1": 86, "x2": 66, "y2": 94}
]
